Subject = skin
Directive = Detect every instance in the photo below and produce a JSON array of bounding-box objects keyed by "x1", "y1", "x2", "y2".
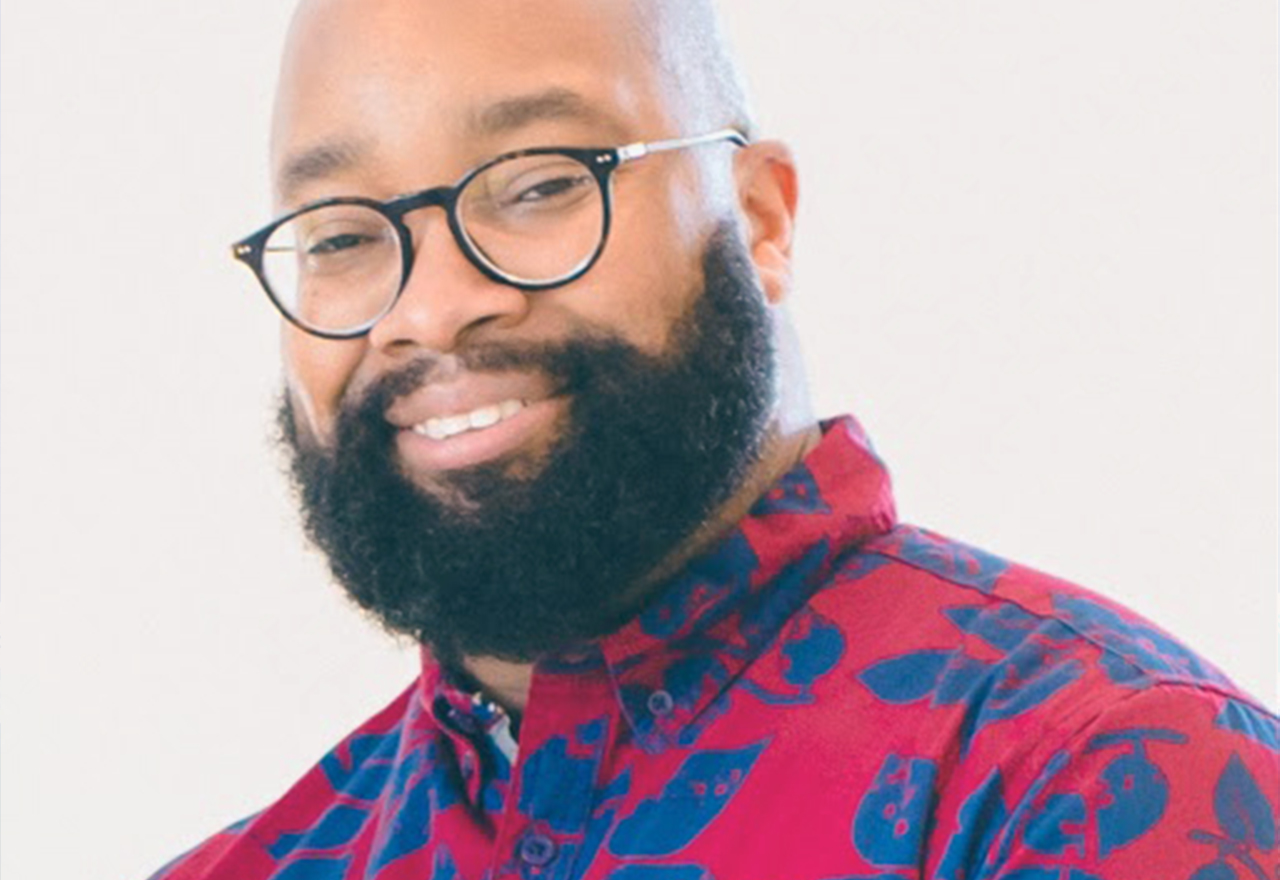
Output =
[{"x1": 273, "y1": 0, "x2": 817, "y2": 714}]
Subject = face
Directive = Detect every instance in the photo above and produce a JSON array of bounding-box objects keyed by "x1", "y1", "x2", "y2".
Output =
[
  {"x1": 274, "y1": 0, "x2": 741, "y2": 460},
  {"x1": 270, "y1": 0, "x2": 794, "y2": 660}
]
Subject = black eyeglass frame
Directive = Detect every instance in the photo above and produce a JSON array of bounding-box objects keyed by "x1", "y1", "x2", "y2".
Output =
[{"x1": 231, "y1": 128, "x2": 749, "y2": 340}]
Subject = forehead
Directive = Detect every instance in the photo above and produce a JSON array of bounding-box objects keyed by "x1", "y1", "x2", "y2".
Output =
[{"x1": 272, "y1": 0, "x2": 673, "y2": 201}]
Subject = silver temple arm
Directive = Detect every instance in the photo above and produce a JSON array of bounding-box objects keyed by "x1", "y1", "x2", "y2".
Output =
[{"x1": 615, "y1": 128, "x2": 749, "y2": 164}]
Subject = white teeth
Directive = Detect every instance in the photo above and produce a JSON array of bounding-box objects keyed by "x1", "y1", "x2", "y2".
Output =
[
  {"x1": 468, "y1": 405, "x2": 502, "y2": 430},
  {"x1": 413, "y1": 399, "x2": 527, "y2": 441}
]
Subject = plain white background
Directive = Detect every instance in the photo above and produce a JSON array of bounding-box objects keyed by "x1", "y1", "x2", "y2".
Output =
[{"x1": 1, "y1": 3, "x2": 1275, "y2": 878}]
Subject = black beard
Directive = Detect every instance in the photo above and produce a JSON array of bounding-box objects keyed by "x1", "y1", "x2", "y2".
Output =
[{"x1": 278, "y1": 226, "x2": 776, "y2": 662}]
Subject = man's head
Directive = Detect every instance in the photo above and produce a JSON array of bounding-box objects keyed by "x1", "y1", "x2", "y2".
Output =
[{"x1": 269, "y1": 0, "x2": 805, "y2": 660}]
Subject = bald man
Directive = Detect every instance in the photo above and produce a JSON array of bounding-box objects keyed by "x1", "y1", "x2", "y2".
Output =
[{"x1": 153, "y1": 1, "x2": 1279, "y2": 878}]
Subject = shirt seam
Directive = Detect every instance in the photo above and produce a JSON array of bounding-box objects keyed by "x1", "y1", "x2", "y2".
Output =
[{"x1": 864, "y1": 548, "x2": 1277, "y2": 718}]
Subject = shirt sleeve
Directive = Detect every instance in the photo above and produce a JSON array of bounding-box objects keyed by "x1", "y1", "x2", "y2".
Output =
[
  {"x1": 145, "y1": 819, "x2": 274, "y2": 880},
  {"x1": 981, "y1": 683, "x2": 1280, "y2": 880}
]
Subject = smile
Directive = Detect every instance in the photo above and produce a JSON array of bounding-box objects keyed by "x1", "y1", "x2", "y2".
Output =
[{"x1": 411, "y1": 399, "x2": 527, "y2": 441}]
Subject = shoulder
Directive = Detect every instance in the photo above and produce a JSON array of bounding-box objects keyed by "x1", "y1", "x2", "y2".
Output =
[
  {"x1": 829, "y1": 522, "x2": 1247, "y2": 694},
  {"x1": 809, "y1": 522, "x2": 1276, "y2": 761},
  {"x1": 811, "y1": 525, "x2": 1278, "y2": 874},
  {"x1": 147, "y1": 682, "x2": 421, "y2": 880}
]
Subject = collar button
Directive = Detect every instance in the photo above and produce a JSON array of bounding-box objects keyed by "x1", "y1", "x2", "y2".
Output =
[
  {"x1": 647, "y1": 689, "x2": 675, "y2": 717},
  {"x1": 517, "y1": 832, "x2": 558, "y2": 867}
]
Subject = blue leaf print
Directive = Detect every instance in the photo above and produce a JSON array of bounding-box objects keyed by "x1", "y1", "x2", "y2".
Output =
[
  {"x1": 933, "y1": 654, "x2": 991, "y2": 704},
  {"x1": 366, "y1": 768, "x2": 434, "y2": 874},
  {"x1": 943, "y1": 603, "x2": 1042, "y2": 652},
  {"x1": 852, "y1": 754, "x2": 938, "y2": 867},
  {"x1": 1081, "y1": 729, "x2": 1185, "y2": 857},
  {"x1": 275, "y1": 857, "x2": 351, "y2": 880},
  {"x1": 609, "y1": 743, "x2": 766, "y2": 857},
  {"x1": 319, "y1": 732, "x2": 400, "y2": 800},
  {"x1": 937, "y1": 768, "x2": 1007, "y2": 880},
  {"x1": 638, "y1": 534, "x2": 756, "y2": 639},
  {"x1": 1214, "y1": 754, "x2": 1277, "y2": 851},
  {"x1": 858, "y1": 650, "x2": 952, "y2": 704},
  {"x1": 891, "y1": 529, "x2": 1009, "y2": 593},
  {"x1": 781, "y1": 612, "x2": 846, "y2": 687},
  {"x1": 1052, "y1": 595, "x2": 1229, "y2": 688},
  {"x1": 519, "y1": 734, "x2": 601, "y2": 833},
  {"x1": 1215, "y1": 700, "x2": 1280, "y2": 754},
  {"x1": 749, "y1": 464, "x2": 831, "y2": 516},
  {"x1": 1097, "y1": 749, "x2": 1169, "y2": 855},
  {"x1": 266, "y1": 805, "x2": 370, "y2": 859},
  {"x1": 606, "y1": 867, "x2": 714, "y2": 880},
  {"x1": 430, "y1": 848, "x2": 459, "y2": 880},
  {"x1": 1188, "y1": 862, "x2": 1240, "y2": 880},
  {"x1": 952, "y1": 636, "x2": 1084, "y2": 755},
  {"x1": 366, "y1": 740, "x2": 457, "y2": 876},
  {"x1": 1025, "y1": 794, "x2": 1087, "y2": 856}
]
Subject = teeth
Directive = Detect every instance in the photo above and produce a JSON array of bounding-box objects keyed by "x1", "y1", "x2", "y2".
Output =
[
  {"x1": 468, "y1": 405, "x2": 501, "y2": 430},
  {"x1": 413, "y1": 399, "x2": 526, "y2": 441}
]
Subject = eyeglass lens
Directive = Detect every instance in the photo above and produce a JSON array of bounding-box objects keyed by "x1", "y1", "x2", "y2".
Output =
[{"x1": 260, "y1": 152, "x2": 607, "y2": 335}]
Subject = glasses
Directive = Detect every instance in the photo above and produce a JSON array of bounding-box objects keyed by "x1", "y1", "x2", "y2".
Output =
[{"x1": 231, "y1": 128, "x2": 748, "y2": 339}]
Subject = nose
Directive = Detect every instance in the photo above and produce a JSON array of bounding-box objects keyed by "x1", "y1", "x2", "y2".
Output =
[{"x1": 365, "y1": 209, "x2": 531, "y2": 354}]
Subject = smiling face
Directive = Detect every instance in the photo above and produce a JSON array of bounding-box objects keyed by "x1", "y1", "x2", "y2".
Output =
[
  {"x1": 273, "y1": 0, "x2": 759, "y2": 474},
  {"x1": 268, "y1": 0, "x2": 804, "y2": 660}
]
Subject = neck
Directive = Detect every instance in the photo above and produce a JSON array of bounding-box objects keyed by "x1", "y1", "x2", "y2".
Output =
[{"x1": 460, "y1": 417, "x2": 822, "y2": 718}]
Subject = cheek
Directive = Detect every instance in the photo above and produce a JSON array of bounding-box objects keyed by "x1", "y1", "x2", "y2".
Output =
[
  {"x1": 281, "y1": 326, "x2": 367, "y2": 442},
  {"x1": 579, "y1": 178, "x2": 712, "y2": 353}
]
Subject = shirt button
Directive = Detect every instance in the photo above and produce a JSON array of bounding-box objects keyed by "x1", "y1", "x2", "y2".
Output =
[
  {"x1": 647, "y1": 689, "x2": 675, "y2": 716},
  {"x1": 448, "y1": 709, "x2": 478, "y2": 733},
  {"x1": 517, "y1": 832, "x2": 558, "y2": 867}
]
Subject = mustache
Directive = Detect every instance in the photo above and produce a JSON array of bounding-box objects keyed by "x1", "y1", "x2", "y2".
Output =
[{"x1": 337, "y1": 334, "x2": 616, "y2": 431}]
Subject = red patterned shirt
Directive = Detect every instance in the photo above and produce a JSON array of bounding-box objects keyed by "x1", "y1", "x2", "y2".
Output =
[{"x1": 153, "y1": 417, "x2": 1280, "y2": 880}]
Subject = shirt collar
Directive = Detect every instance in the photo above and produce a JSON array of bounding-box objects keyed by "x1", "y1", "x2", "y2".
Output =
[{"x1": 420, "y1": 416, "x2": 896, "y2": 749}]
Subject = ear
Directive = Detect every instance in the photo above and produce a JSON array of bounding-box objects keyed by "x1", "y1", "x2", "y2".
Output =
[{"x1": 733, "y1": 140, "x2": 799, "y2": 305}]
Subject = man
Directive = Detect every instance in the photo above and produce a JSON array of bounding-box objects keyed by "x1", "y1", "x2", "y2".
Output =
[{"x1": 154, "y1": 0, "x2": 1278, "y2": 877}]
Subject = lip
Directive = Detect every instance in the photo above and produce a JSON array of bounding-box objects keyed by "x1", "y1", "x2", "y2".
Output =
[
  {"x1": 385, "y1": 370, "x2": 559, "y2": 426},
  {"x1": 395, "y1": 395, "x2": 566, "y2": 472},
  {"x1": 384, "y1": 372, "x2": 567, "y2": 472}
]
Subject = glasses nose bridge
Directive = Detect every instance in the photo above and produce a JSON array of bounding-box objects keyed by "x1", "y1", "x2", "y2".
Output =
[
  {"x1": 384, "y1": 184, "x2": 467, "y2": 282},
  {"x1": 386, "y1": 183, "x2": 455, "y2": 227}
]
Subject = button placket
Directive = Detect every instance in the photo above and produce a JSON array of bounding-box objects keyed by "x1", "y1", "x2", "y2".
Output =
[{"x1": 491, "y1": 668, "x2": 614, "y2": 880}]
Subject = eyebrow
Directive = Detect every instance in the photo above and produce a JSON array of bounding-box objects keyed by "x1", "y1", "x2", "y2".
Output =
[
  {"x1": 276, "y1": 140, "x2": 367, "y2": 205},
  {"x1": 468, "y1": 87, "x2": 623, "y2": 140},
  {"x1": 275, "y1": 89, "x2": 621, "y2": 205}
]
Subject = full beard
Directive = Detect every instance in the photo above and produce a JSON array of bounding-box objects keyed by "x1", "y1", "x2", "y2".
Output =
[{"x1": 278, "y1": 225, "x2": 776, "y2": 663}]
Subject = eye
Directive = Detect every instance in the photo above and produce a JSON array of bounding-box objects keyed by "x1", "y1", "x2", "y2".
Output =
[
  {"x1": 307, "y1": 232, "x2": 373, "y2": 256},
  {"x1": 511, "y1": 173, "x2": 592, "y2": 204},
  {"x1": 288, "y1": 211, "x2": 397, "y2": 277},
  {"x1": 470, "y1": 155, "x2": 597, "y2": 216}
]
